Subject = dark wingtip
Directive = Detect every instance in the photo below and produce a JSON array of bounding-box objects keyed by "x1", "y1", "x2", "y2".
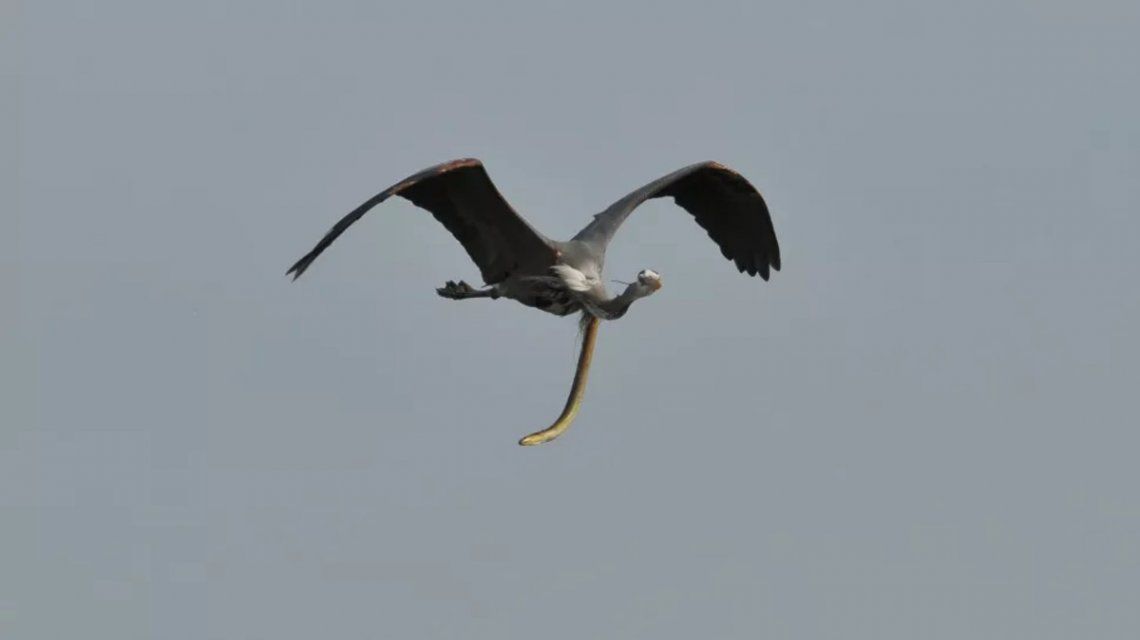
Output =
[{"x1": 286, "y1": 256, "x2": 311, "y2": 281}]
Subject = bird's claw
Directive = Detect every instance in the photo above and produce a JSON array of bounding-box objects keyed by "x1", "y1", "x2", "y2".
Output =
[{"x1": 437, "y1": 280, "x2": 475, "y2": 299}]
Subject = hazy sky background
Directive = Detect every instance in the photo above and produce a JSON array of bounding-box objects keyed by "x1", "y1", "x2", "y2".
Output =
[{"x1": 5, "y1": 1, "x2": 1139, "y2": 637}]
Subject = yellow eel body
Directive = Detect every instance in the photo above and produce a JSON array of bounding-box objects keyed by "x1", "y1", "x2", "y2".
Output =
[{"x1": 518, "y1": 316, "x2": 601, "y2": 446}]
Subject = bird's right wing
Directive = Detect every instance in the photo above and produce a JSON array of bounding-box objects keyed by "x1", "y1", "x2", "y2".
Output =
[
  {"x1": 287, "y1": 158, "x2": 557, "y2": 284},
  {"x1": 572, "y1": 162, "x2": 780, "y2": 279}
]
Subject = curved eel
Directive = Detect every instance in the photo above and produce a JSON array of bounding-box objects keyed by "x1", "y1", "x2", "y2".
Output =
[{"x1": 518, "y1": 316, "x2": 601, "y2": 446}]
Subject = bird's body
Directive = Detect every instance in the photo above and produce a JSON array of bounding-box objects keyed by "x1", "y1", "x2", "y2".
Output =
[
  {"x1": 456, "y1": 240, "x2": 642, "y2": 320},
  {"x1": 288, "y1": 158, "x2": 780, "y2": 444},
  {"x1": 475, "y1": 240, "x2": 604, "y2": 318}
]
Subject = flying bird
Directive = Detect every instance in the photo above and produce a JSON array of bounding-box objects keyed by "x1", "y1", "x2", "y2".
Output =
[{"x1": 288, "y1": 158, "x2": 780, "y2": 445}]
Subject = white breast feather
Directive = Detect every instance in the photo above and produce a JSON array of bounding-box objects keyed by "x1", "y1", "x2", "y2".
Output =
[{"x1": 551, "y1": 265, "x2": 597, "y2": 292}]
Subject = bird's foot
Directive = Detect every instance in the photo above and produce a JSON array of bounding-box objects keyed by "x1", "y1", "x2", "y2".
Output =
[{"x1": 436, "y1": 280, "x2": 482, "y2": 299}]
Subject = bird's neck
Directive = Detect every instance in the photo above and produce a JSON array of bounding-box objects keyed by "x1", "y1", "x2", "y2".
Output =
[{"x1": 589, "y1": 283, "x2": 646, "y2": 320}]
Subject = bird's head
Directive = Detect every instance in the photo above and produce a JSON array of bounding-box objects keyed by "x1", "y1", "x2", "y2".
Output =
[
  {"x1": 599, "y1": 269, "x2": 663, "y2": 320},
  {"x1": 635, "y1": 269, "x2": 663, "y2": 295}
]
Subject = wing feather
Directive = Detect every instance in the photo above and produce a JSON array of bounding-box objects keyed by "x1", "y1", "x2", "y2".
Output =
[
  {"x1": 287, "y1": 159, "x2": 555, "y2": 283},
  {"x1": 573, "y1": 162, "x2": 780, "y2": 280}
]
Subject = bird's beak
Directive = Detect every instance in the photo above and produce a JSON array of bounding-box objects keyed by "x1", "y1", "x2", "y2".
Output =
[{"x1": 649, "y1": 278, "x2": 662, "y2": 291}]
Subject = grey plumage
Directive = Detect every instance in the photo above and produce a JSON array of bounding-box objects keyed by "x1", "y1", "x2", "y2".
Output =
[
  {"x1": 287, "y1": 158, "x2": 780, "y2": 317},
  {"x1": 287, "y1": 157, "x2": 782, "y2": 445},
  {"x1": 574, "y1": 161, "x2": 780, "y2": 279}
]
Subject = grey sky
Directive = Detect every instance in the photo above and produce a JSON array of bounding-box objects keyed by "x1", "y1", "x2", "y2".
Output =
[{"x1": 5, "y1": 0, "x2": 1140, "y2": 637}]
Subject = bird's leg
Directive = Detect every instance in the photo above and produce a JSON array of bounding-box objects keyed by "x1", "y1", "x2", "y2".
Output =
[
  {"x1": 436, "y1": 280, "x2": 499, "y2": 300},
  {"x1": 519, "y1": 315, "x2": 601, "y2": 446}
]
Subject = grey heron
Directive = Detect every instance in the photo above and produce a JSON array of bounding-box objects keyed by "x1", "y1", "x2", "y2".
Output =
[{"x1": 288, "y1": 158, "x2": 780, "y2": 445}]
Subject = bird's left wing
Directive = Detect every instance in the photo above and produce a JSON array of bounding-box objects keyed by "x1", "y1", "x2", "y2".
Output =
[
  {"x1": 572, "y1": 162, "x2": 781, "y2": 279},
  {"x1": 287, "y1": 158, "x2": 556, "y2": 284}
]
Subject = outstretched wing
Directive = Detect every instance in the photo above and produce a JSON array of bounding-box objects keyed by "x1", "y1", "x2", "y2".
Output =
[
  {"x1": 573, "y1": 162, "x2": 781, "y2": 280},
  {"x1": 287, "y1": 158, "x2": 557, "y2": 284}
]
